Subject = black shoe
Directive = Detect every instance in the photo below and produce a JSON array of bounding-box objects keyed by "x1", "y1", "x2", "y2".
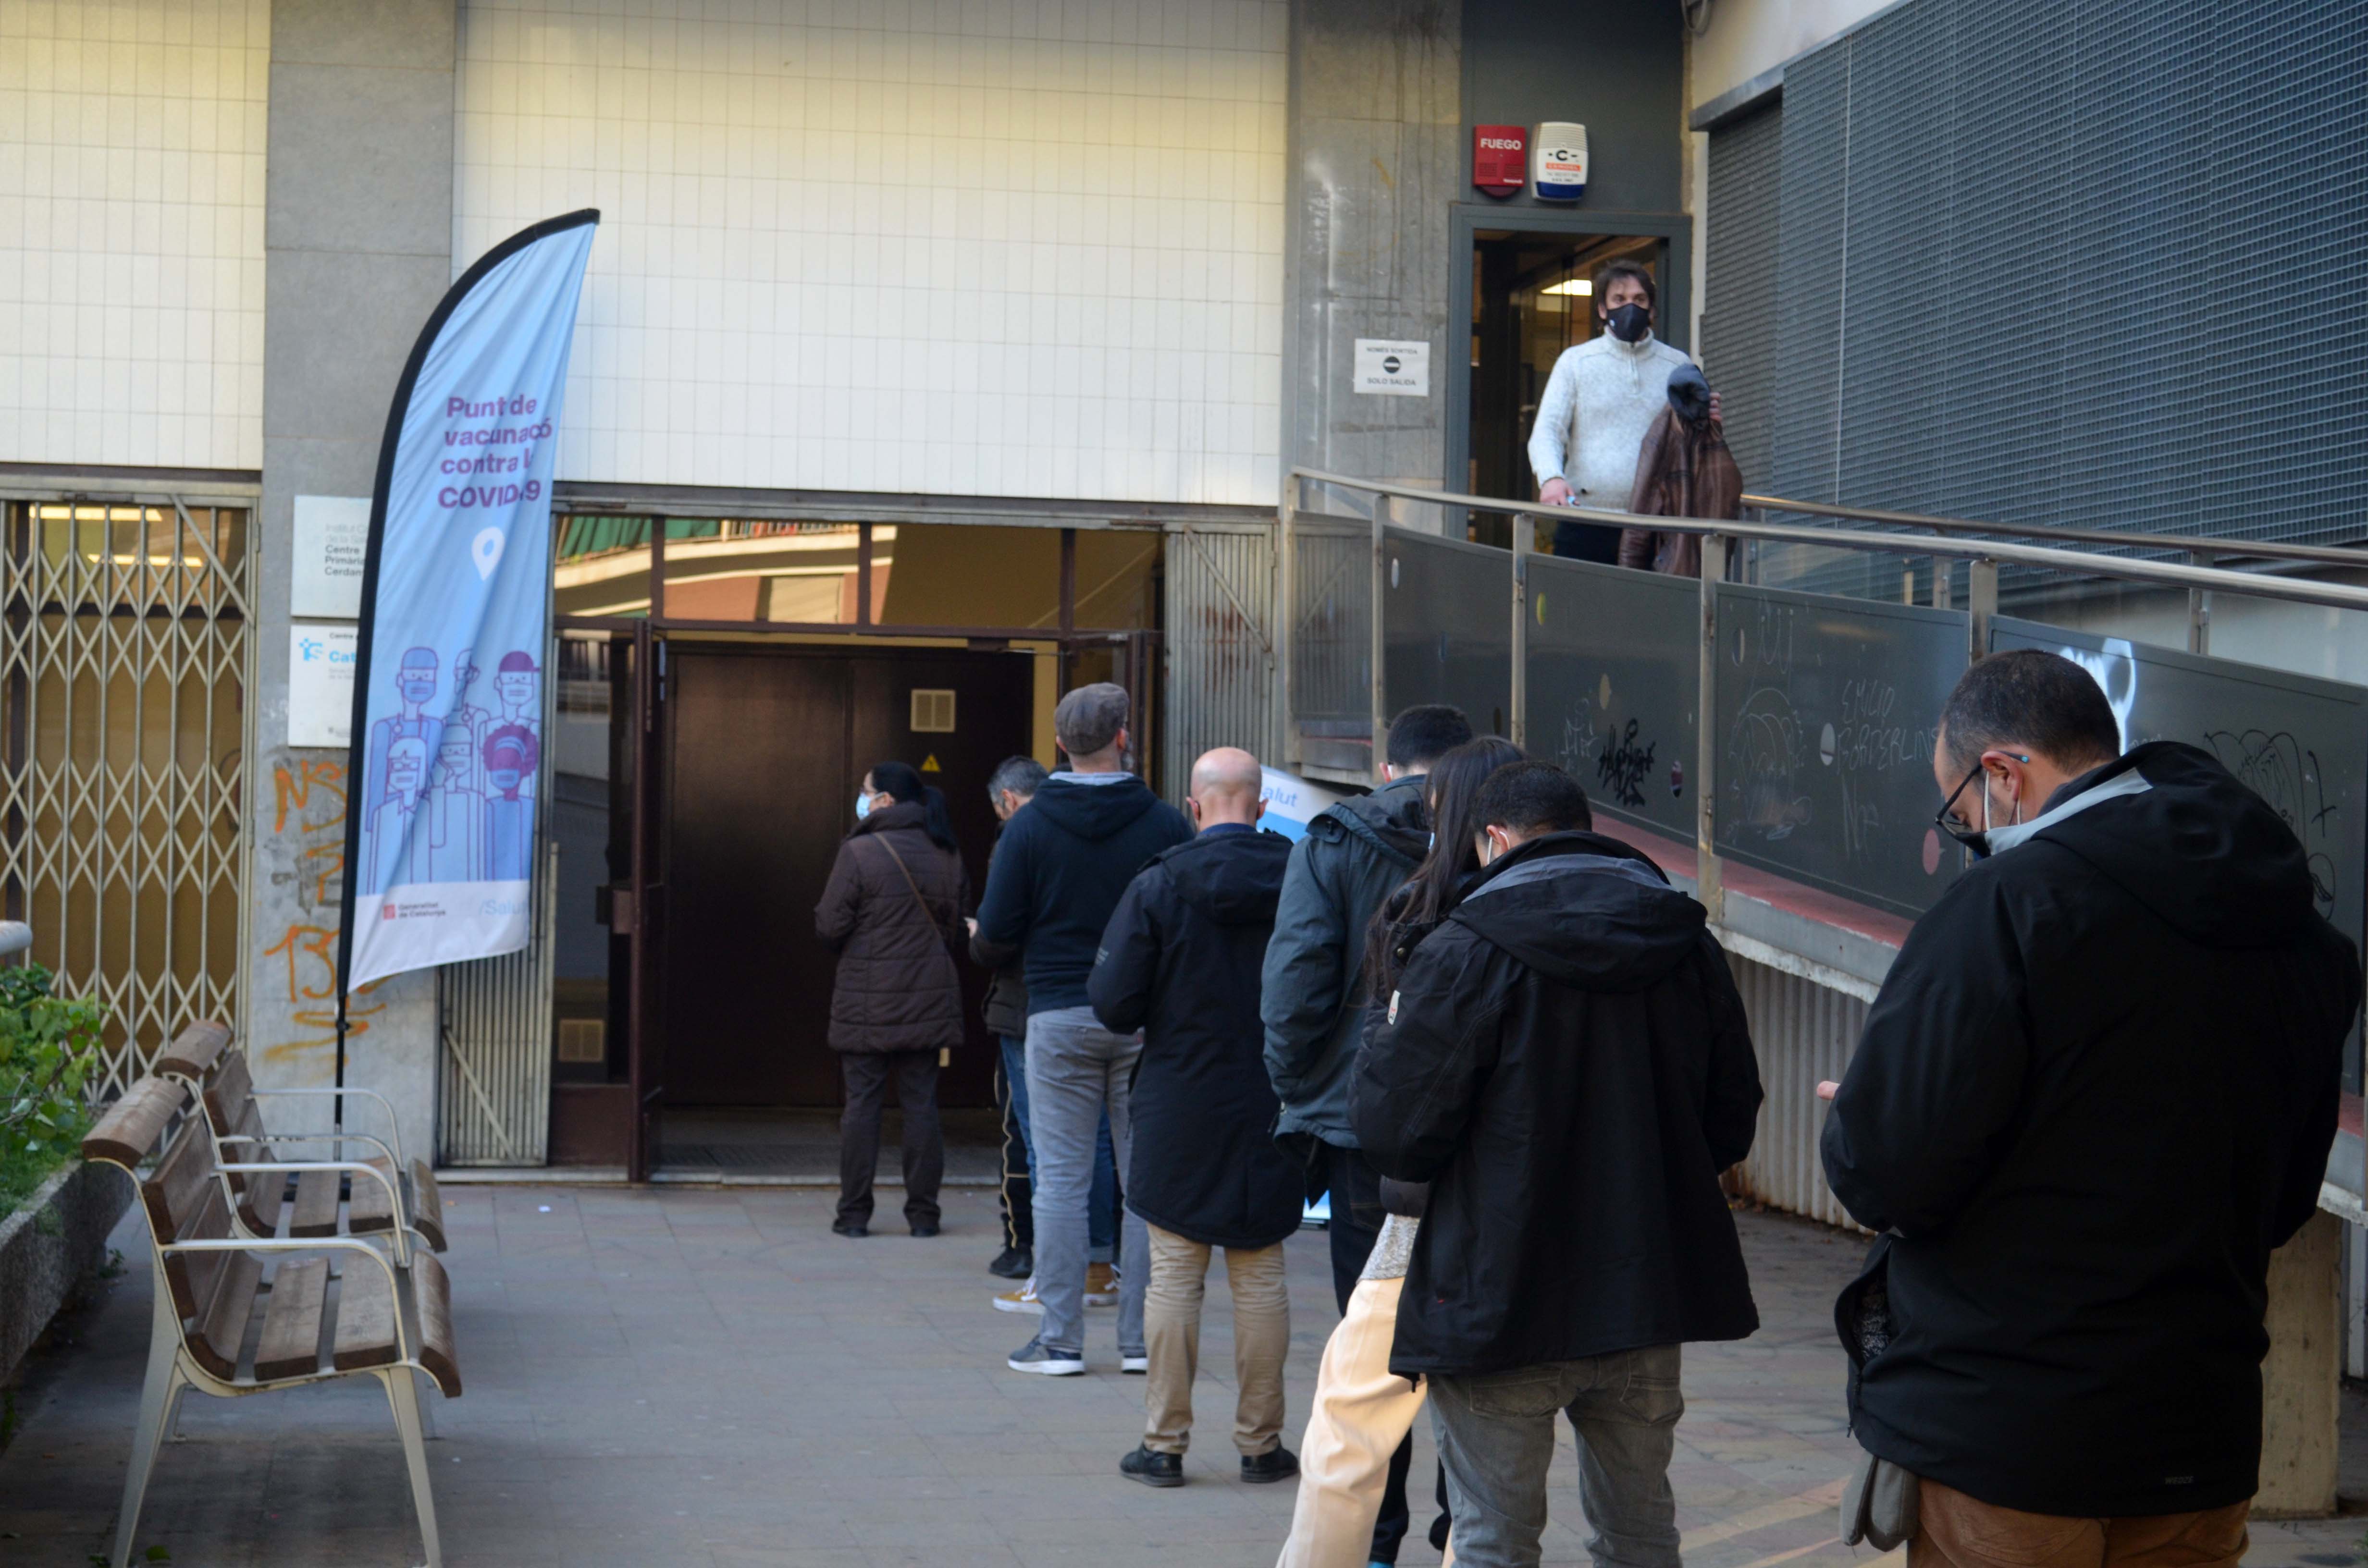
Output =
[
  {"x1": 910, "y1": 1223, "x2": 940, "y2": 1237},
  {"x1": 988, "y1": 1245, "x2": 1033, "y2": 1279},
  {"x1": 1120, "y1": 1445, "x2": 1184, "y2": 1488},
  {"x1": 831, "y1": 1219, "x2": 868, "y2": 1238},
  {"x1": 1240, "y1": 1446, "x2": 1299, "y2": 1484}
]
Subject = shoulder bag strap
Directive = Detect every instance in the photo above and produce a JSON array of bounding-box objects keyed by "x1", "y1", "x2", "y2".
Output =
[{"x1": 870, "y1": 835, "x2": 948, "y2": 943}]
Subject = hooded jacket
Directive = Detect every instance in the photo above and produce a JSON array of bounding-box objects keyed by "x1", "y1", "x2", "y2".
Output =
[
  {"x1": 973, "y1": 772, "x2": 1193, "y2": 1016},
  {"x1": 1260, "y1": 776, "x2": 1431, "y2": 1148},
  {"x1": 1354, "y1": 831, "x2": 1763, "y2": 1375},
  {"x1": 814, "y1": 800, "x2": 970, "y2": 1054},
  {"x1": 1089, "y1": 825, "x2": 1304, "y2": 1250},
  {"x1": 1823, "y1": 742, "x2": 2361, "y2": 1519}
]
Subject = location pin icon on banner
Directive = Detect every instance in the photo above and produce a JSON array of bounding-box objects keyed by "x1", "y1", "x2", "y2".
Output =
[{"x1": 471, "y1": 527, "x2": 506, "y2": 581}]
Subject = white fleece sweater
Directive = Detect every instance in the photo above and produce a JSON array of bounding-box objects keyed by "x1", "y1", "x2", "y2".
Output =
[{"x1": 1526, "y1": 332, "x2": 1696, "y2": 506}]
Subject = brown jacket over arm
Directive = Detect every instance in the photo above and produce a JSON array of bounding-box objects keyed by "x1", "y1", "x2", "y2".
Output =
[{"x1": 1618, "y1": 406, "x2": 1743, "y2": 577}]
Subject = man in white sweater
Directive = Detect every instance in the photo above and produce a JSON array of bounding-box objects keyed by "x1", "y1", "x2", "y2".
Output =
[{"x1": 1526, "y1": 260, "x2": 1706, "y2": 564}]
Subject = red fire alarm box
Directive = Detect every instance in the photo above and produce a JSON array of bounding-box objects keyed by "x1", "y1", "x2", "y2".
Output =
[{"x1": 1473, "y1": 125, "x2": 1526, "y2": 196}]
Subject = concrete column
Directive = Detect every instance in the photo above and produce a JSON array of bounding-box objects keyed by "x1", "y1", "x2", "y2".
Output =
[
  {"x1": 2257, "y1": 1208, "x2": 2342, "y2": 1518},
  {"x1": 250, "y1": 0, "x2": 459, "y2": 1167},
  {"x1": 1283, "y1": 0, "x2": 1462, "y2": 521}
]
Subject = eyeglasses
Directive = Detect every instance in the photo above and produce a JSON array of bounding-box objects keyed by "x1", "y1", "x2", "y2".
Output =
[{"x1": 1933, "y1": 754, "x2": 2030, "y2": 849}]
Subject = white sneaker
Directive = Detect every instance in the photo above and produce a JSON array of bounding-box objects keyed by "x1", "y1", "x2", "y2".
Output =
[
  {"x1": 994, "y1": 1277, "x2": 1045, "y2": 1314},
  {"x1": 1121, "y1": 1354, "x2": 1148, "y2": 1374}
]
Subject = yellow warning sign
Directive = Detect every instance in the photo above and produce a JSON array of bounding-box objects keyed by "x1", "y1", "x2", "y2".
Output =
[{"x1": 920, "y1": 754, "x2": 941, "y2": 772}]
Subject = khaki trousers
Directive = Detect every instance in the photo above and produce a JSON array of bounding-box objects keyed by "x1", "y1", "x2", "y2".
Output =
[
  {"x1": 1911, "y1": 1479, "x2": 2249, "y2": 1568},
  {"x1": 1143, "y1": 1223, "x2": 1290, "y2": 1456},
  {"x1": 1277, "y1": 1274, "x2": 1455, "y2": 1568}
]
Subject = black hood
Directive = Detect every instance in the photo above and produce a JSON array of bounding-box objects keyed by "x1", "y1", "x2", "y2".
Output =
[
  {"x1": 1157, "y1": 828, "x2": 1293, "y2": 925},
  {"x1": 1310, "y1": 774, "x2": 1429, "y2": 868},
  {"x1": 1450, "y1": 831, "x2": 1707, "y2": 992},
  {"x1": 2027, "y1": 741, "x2": 2321, "y2": 950},
  {"x1": 1027, "y1": 773, "x2": 1166, "y2": 843}
]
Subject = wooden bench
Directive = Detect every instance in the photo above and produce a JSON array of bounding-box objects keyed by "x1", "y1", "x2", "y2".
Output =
[
  {"x1": 83, "y1": 1076, "x2": 461, "y2": 1568},
  {"x1": 155, "y1": 1021, "x2": 446, "y2": 1258}
]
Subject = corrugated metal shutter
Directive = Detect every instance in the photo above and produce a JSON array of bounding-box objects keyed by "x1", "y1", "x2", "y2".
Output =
[
  {"x1": 1163, "y1": 525, "x2": 1275, "y2": 802},
  {"x1": 1739, "y1": 0, "x2": 2368, "y2": 556},
  {"x1": 1725, "y1": 951, "x2": 1870, "y2": 1231},
  {"x1": 1702, "y1": 101, "x2": 1782, "y2": 491}
]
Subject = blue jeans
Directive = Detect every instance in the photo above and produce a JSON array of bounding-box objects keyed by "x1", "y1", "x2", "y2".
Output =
[
  {"x1": 998, "y1": 1032, "x2": 1119, "y2": 1261},
  {"x1": 1023, "y1": 1007, "x2": 1148, "y2": 1360},
  {"x1": 1428, "y1": 1344, "x2": 1685, "y2": 1568}
]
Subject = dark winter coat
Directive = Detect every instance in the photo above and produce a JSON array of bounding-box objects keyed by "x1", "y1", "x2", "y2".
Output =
[
  {"x1": 974, "y1": 773, "x2": 1192, "y2": 1015},
  {"x1": 814, "y1": 800, "x2": 970, "y2": 1054},
  {"x1": 1089, "y1": 825, "x2": 1303, "y2": 1250},
  {"x1": 970, "y1": 832, "x2": 1029, "y2": 1039},
  {"x1": 1822, "y1": 742, "x2": 2361, "y2": 1519},
  {"x1": 1260, "y1": 775, "x2": 1430, "y2": 1148},
  {"x1": 1354, "y1": 831, "x2": 1763, "y2": 1376}
]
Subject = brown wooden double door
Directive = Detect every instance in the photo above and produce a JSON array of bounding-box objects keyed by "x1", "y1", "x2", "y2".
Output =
[{"x1": 654, "y1": 644, "x2": 1034, "y2": 1112}]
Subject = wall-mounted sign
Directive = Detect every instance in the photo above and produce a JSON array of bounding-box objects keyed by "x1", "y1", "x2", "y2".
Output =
[
  {"x1": 291, "y1": 494, "x2": 371, "y2": 618},
  {"x1": 1354, "y1": 339, "x2": 1431, "y2": 397},
  {"x1": 1472, "y1": 124, "x2": 1526, "y2": 196},
  {"x1": 288, "y1": 623, "x2": 359, "y2": 747},
  {"x1": 1534, "y1": 122, "x2": 1588, "y2": 201}
]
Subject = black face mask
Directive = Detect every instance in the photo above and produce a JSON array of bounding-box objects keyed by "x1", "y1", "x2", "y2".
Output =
[{"x1": 1604, "y1": 302, "x2": 1652, "y2": 343}]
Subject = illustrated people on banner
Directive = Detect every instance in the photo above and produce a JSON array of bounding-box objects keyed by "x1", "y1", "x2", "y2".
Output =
[
  {"x1": 446, "y1": 647, "x2": 493, "y2": 795},
  {"x1": 481, "y1": 724, "x2": 539, "y2": 882},
  {"x1": 493, "y1": 651, "x2": 542, "y2": 801},
  {"x1": 424, "y1": 728, "x2": 486, "y2": 882},
  {"x1": 367, "y1": 735, "x2": 433, "y2": 896},
  {"x1": 363, "y1": 646, "x2": 444, "y2": 819}
]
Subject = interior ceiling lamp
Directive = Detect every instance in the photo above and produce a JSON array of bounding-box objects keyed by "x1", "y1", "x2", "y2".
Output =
[{"x1": 1541, "y1": 279, "x2": 1593, "y2": 296}]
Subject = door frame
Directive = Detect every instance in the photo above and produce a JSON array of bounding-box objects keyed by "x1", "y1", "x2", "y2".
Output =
[{"x1": 1443, "y1": 204, "x2": 1696, "y2": 507}]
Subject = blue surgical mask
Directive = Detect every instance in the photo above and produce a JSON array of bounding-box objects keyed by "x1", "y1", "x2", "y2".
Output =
[{"x1": 854, "y1": 791, "x2": 873, "y2": 821}]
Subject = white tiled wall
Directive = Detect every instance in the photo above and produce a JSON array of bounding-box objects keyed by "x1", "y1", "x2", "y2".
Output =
[
  {"x1": 0, "y1": 0, "x2": 270, "y2": 471},
  {"x1": 456, "y1": 0, "x2": 1286, "y2": 505}
]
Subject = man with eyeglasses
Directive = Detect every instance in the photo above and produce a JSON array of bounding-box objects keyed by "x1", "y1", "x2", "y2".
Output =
[{"x1": 1818, "y1": 649, "x2": 2359, "y2": 1568}]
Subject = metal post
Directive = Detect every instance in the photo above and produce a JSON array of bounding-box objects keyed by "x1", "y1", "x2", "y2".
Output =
[
  {"x1": 2187, "y1": 550, "x2": 2213, "y2": 655},
  {"x1": 1968, "y1": 557, "x2": 1998, "y2": 665},
  {"x1": 1370, "y1": 496, "x2": 1390, "y2": 787},
  {"x1": 1510, "y1": 512, "x2": 1530, "y2": 749},
  {"x1": 1696, "y1": 534, "x2": 1726, "y2": 923},
  {"x1": 1276, "y1": 474, "x2": 1297, "y2": 769}
]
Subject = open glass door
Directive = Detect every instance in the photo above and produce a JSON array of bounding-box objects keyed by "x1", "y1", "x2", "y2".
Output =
[{"x1": 625, "y1": 623, "x2": 666, "y2": 1179}]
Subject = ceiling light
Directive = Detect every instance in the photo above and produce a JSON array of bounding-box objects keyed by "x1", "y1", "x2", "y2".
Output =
[{"x1": 1541, "y1": 279, "x2": 1592, "y2": 297}]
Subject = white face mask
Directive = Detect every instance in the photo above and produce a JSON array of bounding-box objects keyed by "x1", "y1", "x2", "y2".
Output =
[{"x1": 854, "y1": 791, "x2": 874, "y2": 821}]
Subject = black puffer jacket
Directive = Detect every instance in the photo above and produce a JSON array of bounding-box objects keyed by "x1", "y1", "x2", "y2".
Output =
[
  {"x1": 1089, "y1": 826, "x2": 1303, "y2": 1250},
  {"x1": 1355, "y1": 831, "x2": 1762, "y2": 1376},
  {"x1": 814, "y1": 801, "x2": 969, "y2": 1054},
  {"x1": 1824, "y1": 743, "x2": 2361, "y2": 1518}
]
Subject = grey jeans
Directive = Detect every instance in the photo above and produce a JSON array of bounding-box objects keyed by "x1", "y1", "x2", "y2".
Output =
[
  {"x1": 1024, "y1": 1006, "x2": 1148, "y2": 1360},
  {"x1": 1428, "y1": 1344, "x2": 1685, "y2": 1568}
]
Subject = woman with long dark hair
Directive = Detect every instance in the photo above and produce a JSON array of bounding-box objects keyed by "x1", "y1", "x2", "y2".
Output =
[
  {"x1": 1278, "y1": 735, "x2": 1525, "y2": 1568},
  {"x1": 815, "y1": 759, "x2": 968, "y2": 1238}
]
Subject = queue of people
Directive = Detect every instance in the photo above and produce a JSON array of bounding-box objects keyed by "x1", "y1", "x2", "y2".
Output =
[{"x1": 814, "y1": 650, "x2": 2358, "y2": 1568}]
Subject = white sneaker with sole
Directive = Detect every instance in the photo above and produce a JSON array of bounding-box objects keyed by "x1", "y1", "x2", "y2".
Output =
[{"x1": 1121, "y1": 1354, "x2": 1148, "y2": 1374}]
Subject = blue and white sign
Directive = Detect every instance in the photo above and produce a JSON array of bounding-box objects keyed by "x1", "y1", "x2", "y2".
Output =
[
  {"x1": 1258, "y1": 767, "x2": 1349, "y2": 844},
  {"x1": 339, "y1": 210, "x2": 598, "y2": 992}
]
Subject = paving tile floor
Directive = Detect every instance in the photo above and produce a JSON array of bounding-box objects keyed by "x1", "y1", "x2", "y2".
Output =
[{"x1": 4, "y1": 1186, "x2": 2365, "y2": 1567}]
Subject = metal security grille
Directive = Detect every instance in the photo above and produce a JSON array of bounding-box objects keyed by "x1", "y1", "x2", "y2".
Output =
[
  {"x1": 438, "y1": 837, "x2": 555, "y2": 1165},
  {"x1": 1701, "y1": 100, "x2": 1782, "y2": 490},
  {"x1": 1163, "y1": 526, "x2": 1275, "y2": 796},
  {"x1": 0, "y1": 501, "x2": 252, "y2": 1097},
  {"x1": 1728, "y1": 0, "x2": 2368, "y2": 566}
]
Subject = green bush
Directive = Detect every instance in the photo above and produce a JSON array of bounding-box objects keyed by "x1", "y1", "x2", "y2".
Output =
[{"x1": 0, "y1": 962, "x2": 106, "y2": 1214}]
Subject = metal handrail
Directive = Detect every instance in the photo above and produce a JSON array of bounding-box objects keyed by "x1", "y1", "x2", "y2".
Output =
[
  {"x1": 1741, "y1": 492, "x2": 2368, "y2": 570},
  {"x1": 1289, "y1": 467, "x2": 2368, "y2": 615}
]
